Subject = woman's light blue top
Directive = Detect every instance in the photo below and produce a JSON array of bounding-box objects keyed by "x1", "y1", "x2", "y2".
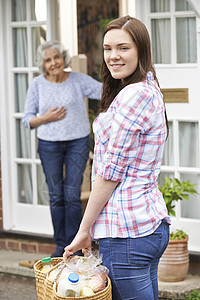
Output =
[{"x1": 22, "y1": 72, "x2": 102, "y2": 141}]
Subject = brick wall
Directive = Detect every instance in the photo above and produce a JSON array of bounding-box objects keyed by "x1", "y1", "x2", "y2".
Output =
[
  {"x1": 0, "y1": 236, "x2": 56, "y2": 255},
  {"x1": 0, "y1": 238, "x2": 56, "y2": 254}
]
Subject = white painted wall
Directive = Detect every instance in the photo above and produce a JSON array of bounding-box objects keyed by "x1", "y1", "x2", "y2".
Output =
[{"x1": 156, "y1": 66, "x2": 200, "y2": 119}]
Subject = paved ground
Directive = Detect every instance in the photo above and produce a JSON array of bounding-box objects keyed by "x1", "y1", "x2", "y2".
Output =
[
  {"x1": 0, "y1": 249, "x2": 200, "y2": 299},
  {"x1": 0, "y1": 273, "x2": 37, "y2": 300},
  {"x1": 0, "y1": 249, "x2": 47, "y2": 300},
  {"x1": 0, "y1": 249, "x2": 46, "y2": 278}
]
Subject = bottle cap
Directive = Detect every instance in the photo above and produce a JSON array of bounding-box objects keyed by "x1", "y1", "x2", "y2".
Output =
[
  {"x1": 68, "y1": 273, "x2": 79, "y2": 283},
  {"x1": 42, "y1": 257, "x2": 52, "y2": 263}
]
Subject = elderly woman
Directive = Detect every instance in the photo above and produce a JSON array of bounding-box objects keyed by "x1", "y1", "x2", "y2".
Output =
[{"x1": 22, "y1": 40, "x2": 102, "y2": 257}]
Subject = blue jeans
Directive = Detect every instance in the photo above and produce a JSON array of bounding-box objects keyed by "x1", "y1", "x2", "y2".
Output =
[
  {"x1": 99, "y1": 220, "x2": 169, "y2": 300},
  {"x1": 38, "y1": 136, "x2": 90, "y2": 251}
]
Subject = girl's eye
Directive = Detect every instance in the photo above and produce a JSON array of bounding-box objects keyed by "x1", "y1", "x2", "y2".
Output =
[
  {"x1": 104, "y1": 48, "x2": 111, "y2": 51},
  {"x1": 120, "y1": 47, "x2": 128, "y2": 50}
]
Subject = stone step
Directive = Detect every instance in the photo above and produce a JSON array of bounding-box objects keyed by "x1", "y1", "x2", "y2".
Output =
[{"x1": 158, "y1": 274, "x2": 200, "y2": 299}]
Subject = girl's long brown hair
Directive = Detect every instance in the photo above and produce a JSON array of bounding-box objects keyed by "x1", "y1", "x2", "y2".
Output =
[{"x1": 99, "y1": 15, "x2": 168, "y2": 136}]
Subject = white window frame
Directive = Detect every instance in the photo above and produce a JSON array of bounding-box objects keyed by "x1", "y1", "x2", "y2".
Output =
[
  {"x1": 161, "y1": 118, "x2": 200, "y2": 178},
  {"x1": 137, "y1": 0, "x2": 198, "y2": 68},
  {"x1": 160, "y1": 118, "x2": 200, "y2": 253}
]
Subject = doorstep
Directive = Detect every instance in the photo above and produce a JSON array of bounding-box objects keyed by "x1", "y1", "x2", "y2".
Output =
[
  {"x1": 158, "y1": 274, "x2": 200, "y2": 299},
  {"x1": 0, "y1": 249, "x2": 47, "y2": 278}
]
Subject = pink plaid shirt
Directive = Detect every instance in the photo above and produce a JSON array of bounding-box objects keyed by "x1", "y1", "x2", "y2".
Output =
[{"x1": 91, "y1": 72, "x2": 171, "y2": 240}]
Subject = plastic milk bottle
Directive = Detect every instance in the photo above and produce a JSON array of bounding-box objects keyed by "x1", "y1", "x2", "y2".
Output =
[{"x1": 57, "y1": 272, "x2": 81, "y2": 297}]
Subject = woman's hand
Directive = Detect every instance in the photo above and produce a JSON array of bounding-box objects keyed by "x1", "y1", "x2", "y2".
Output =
[
  {"x1": 63, "y1": 229, "x2": 92, "y2": 261},
  {"x1": 29, "y1": 106, "x2": 67, "y2": 128},
  {"x1": 42, "y1": 106, "x2": 67, "y2": 123}
]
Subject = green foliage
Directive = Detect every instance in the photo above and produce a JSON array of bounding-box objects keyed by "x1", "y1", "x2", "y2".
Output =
[
  {"x1": 170, "y1": 229, "x2": 188, "y2": 240},
  {"x1": 160, "y1": 290, "x2": 200, "y2": 299},
  {"x1": 185, "y1": 289, "x2": 200, "y2": 300},
  {"x1": 158, "y1": 177, "x2": 198, "y2": 217},
  {"x1": 99, "y1": 18, "x2": 114, "y2": 30}
]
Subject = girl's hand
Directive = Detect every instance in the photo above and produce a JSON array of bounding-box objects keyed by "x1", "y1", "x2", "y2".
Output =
[{"x1": 63, "y1": 229, "x2": 92, "y2": 261}]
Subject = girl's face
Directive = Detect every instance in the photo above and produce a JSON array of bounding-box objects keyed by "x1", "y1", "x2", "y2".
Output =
[
  {"x1": 43, "y1": 47, "x2": 65, "y2": 76},
  {"x1": 103, "y1": 29, "x2": 138, "y2": 80}
]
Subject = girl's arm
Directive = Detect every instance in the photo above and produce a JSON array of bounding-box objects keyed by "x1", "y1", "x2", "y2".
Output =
[{"x1": 63, "y1": 174, "x2": 118, "y2": 259}]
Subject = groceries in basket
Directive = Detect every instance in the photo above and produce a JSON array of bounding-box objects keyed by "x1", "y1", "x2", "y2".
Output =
[
  {"x1": 58, "y1": 272, "x2": 81, "y2": 297},
  {"x1": 49, "y1": 251, "x2": 109, "y2": 297},
  {"x1": 41, "y1": 257, "x2": 54, "y2": 273}
]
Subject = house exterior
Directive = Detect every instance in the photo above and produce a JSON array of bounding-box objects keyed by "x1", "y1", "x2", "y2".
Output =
[{"x1": 0, "y1": 0, "x2": 200, "y2": 254}]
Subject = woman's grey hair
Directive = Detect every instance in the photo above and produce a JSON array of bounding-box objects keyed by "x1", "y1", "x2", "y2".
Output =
[{"x1": 35, "y1": 40, "x2": 71, "y2": 73}]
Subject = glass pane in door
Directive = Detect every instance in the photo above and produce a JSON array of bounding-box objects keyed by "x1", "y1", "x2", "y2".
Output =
[
  {"x1": 175, "y1": 0, "x2": 191, "y2": 11},
  {"x1": 179, "y1": 122, "x2": 199, "y2": 168},
  {"x1": 17, "y1": 164, "x2": 33, "y2": 204},
  {"x1": 14, "y1": 73, "x2": 28, "y2": 112},
  {"x1": 180, "y1": 173, "x2": 200, "y2": 219},
  {"x1": 151, "y1": 0, "x2": 170, "y2": 12},
  {"x1": 13, "y1": 28, "x2": 28, "y2": 67},
  {"x1": 176, "y1": 17, "x2": 197, "y2": 63},
  {"x1": 162, "y1": 121, "x2": 174, "y2": 165},
  {"x1": 16, "y1": 119, "x2": 31, "y2": 158},
  {"x1": 11, "y1": 0, "x2": 27, "y2": 21},
  {"x1": 151, "y1": 18, "x2": 171, "y2": 64},
  {"x1": 34, "y1": 0, "x2": 47, "y2": 21},
  {"x1": 37, "y1": 164, "x2": 49, "y2": 205},
  {"x1": 32, "y1": 26, "x2": 46, "y2": 65}
]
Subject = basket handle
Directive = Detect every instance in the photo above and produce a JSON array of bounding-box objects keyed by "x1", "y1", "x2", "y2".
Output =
[
  {"x1": 48, "y1": 260, "x2": 64, "y2": 273},
  {"x1": 46, "y1": 260, "x2": 67, "y2": 283}
]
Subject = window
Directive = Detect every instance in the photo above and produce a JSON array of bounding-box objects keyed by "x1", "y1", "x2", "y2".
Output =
[
  {"x1": 150, "y1": 0, "x2": 197, "y2": 64},
  {"x1": 159, "y1": 120, "x2": 200, "y2": 220}
]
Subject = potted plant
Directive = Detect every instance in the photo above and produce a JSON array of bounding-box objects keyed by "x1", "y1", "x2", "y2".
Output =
[{"x1": 158, "y1": 177, "x2": 198, "y2": 282}]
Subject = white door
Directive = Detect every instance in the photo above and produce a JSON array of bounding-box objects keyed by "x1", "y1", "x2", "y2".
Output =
[
  {"x1": 137, "y1": 0, "x2": 200, "y2": 253},
  {"x1": 1, "y1": 0, "x2": 58, "y2": 236}
]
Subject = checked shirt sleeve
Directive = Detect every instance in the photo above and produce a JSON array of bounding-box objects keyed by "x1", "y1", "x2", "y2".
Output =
[{"x1": 97, "y1": 86, "x2": 157, "y2": 182}]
